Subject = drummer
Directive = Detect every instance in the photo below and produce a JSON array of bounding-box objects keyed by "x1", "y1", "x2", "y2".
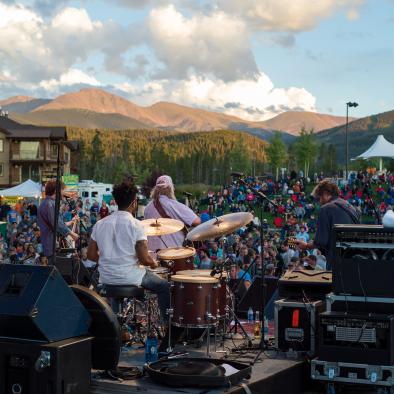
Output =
[{"x1": 144, "y1": 175, "x2": 201, "y2": 253}]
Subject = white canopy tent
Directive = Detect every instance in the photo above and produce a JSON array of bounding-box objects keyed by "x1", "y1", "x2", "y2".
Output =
[
  {"x1": 0, "y1": 179, "x2": 42, "y2": 198},
  {"x1": 353, "y1": 134, "x2": 394, "y2": 171}
]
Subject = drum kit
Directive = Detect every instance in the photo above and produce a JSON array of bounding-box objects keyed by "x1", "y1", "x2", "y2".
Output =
[{"x1": 140, "y1": 212, "x2": 253, "y2": 354}]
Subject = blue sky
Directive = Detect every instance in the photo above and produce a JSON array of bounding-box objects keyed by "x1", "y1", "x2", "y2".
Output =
[{"x1": 0, "y1": 0, "x2": 393, "y2": 120}]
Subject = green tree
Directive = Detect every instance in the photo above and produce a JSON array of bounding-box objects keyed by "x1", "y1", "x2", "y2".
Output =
[
  {"x1": 91, "y1": 131, "x2": 105, "y2": 182},
  {"x1": 294, "y1": 128, "x2": 318, "y2": 178},
  {"x1": 267, "y1": 132, "x2": 287, "y2": 180}
]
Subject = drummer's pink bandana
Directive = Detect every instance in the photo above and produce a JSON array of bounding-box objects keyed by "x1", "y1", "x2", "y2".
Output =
[{"x1": 156, "y1": 175, "x2": 174, "y2": 188}]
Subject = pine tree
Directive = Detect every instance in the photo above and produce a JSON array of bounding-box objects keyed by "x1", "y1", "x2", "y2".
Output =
[{"x1": 267, "y1": 132, "x2": 287, "y2": 180}]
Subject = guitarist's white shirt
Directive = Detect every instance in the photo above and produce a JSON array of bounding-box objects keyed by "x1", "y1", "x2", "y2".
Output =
[{"x1": 91, "y1": 210, "x2": 147, "y2": 285}]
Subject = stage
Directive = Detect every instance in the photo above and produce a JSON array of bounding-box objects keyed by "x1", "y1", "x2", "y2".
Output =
[{"x1": 90, "y1": 337, "x2": 308, "y2": 394}]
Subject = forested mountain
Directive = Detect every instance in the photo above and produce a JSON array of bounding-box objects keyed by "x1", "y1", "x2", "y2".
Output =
[
  {"x1": 68, "y1": 128, "x2": 267, "y2": 185},
  {"x1": 316, "y1": 109, "x2": 394, "y2": 164}
]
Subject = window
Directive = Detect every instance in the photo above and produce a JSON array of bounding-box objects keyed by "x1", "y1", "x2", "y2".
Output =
[
  {"x1": 20, "y1": 141, "x2": 41, "y2": 159},
  {"x1": 50, "y1": 144, "x2": 58, "y2": 159},
  {"x1": 0, "y1": 139, "x2": 4, "y2": 153},
  {"x1": 0, "y1": 163, "x2": 4, "y2": 177},
  {"x1": 64, "y1": 152, "x2": 69, "y2": 163},
  {"x1": 106, "y1": 188, "x2": 110, "y2": 192},
  {"x1": 92, "y1": 192, "x2": 98, "y2": 198},
  {"x1": 82, "y1": 191, "x2": 89, "y2": 198}
]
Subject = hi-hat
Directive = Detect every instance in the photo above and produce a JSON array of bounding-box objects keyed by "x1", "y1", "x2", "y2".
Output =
[
  {"x1": 186, "y1": 212, "x2": 253, "y2": 241},
  {"x1": 140, "y1": 218, "x2": 184, "y2": 236}
]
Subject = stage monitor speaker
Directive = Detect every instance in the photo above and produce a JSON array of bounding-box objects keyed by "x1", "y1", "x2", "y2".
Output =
[
  {"x1": 237, "y1": 276, "x2": 278, "y2": 316},
  {"x1": 70, "y1": 285, "x2": 121, "y2": 371},
  {"x1": 54, "y1": 255, "x2": 97, "y2": 289},
  {"x1": 0, "y1": 264, "x2": 91, "y2": 342}
]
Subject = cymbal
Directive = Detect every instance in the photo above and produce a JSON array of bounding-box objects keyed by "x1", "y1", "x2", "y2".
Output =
[
  {"x1": 140, "y1": 218, "x2": 184, "y2": 236},
  {"x1": 186, "y1": 212, "x2": 253, "y2": 242}
]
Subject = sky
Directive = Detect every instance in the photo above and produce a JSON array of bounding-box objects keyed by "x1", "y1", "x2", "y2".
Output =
[{"x1": 0, "y1": 0, "x2": 393, "y2": 121}]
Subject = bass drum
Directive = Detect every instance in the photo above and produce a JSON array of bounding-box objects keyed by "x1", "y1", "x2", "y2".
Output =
[{"x1": 70, "y1": 285, "x2": 121, "y2": 371}]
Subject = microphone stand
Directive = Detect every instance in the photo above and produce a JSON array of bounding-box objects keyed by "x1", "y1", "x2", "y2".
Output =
[{"x1": 235, "y1": 177, "x2": 278, "y2": 363}]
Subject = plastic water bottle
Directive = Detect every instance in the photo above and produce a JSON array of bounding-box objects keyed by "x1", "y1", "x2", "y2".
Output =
[
  {"x1": 254, "y1": 311, "x2": 261, "y2": 339},
  {"x1": 145, "y1": 331, "x2": 158, "y2": 363},
  {"x1": 264, "y1": 316, "x2": 269, "y2": 341},
  {"x1": 247, "y1": 307, "x2": 254, "y2": 323}
]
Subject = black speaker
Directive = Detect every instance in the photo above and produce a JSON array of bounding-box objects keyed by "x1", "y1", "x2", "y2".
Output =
[
  {"x1": 237, "y1": 276, "x2": 278, "y2": 315},
  {"x1": 0, "y1": 264, "x2": 91, "y2": 342},
  {"x1": 0, "y1": 336, "x2": 92, "y2": 394},
  {"x1": 54, "y1": 255, "x2": 97, "y2": 289},
  {"x1": 70, "y1": 285, "x2": 121, "y2": 371}
]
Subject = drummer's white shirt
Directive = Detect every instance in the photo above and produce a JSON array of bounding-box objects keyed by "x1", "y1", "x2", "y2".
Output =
[{"x1": 91, "y1": 210, "x2": 147, "y2": 286}]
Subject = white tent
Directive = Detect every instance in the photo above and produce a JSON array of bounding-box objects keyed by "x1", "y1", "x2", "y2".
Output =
[
  {"x1": 353, "y1": 134, "x2": 394, "y2": 171},
  {"x1": 0, "y1": 179, "x2": 42, "y2": 198}
]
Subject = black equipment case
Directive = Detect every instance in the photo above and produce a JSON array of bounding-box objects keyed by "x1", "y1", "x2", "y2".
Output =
[
  {"x1": 0, "y1": 336, "x2": 92, "y2": 394},
  {"x1": 275, "y1": 299, "x2": 324, "y2": 355}
]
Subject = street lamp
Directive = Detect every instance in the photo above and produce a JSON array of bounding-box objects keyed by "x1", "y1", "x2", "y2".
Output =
[{"x1": 345, "y1": 101, "x2": 359, "y2": 180}]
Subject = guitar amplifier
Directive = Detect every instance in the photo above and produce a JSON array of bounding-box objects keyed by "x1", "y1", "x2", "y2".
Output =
[
  {"x1": 275, "y1": 299, "x2": 324, "y2": 355},
  {"x1": 278, "y1": 270, "x2": 332, "y2": 300},
  {"x1": 333, "y1": 225, "x2": 394, "y2": 298},
  {"x1": 318, "y1": 311, "x2": 394, "y2": 365}
]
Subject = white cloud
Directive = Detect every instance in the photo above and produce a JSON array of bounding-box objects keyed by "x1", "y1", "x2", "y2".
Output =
[
  {"x1": 214, "y1": 0, "x2": 365, "y2": 32},
  {"x1": 40, "y1": 69, "x2": 100, "y2": 91},
  {"x1": 148, "y1": 5, "x2": 258, "y2": 81},
  {"x1": 116, "y1": 73, "x2": 316, "y2": 121},
  {"x1": 51, "y1": 7, "x2": 103, "y2": 32}
]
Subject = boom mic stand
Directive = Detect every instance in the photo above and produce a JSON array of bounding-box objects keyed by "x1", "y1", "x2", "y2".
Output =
[{"x1": 233, "y1": 175, "x2": 278, "y2": 364}]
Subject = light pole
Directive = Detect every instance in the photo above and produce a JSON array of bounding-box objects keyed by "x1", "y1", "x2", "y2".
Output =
[{"x1": 345, "y1": 101, "x2": 359, "y2": 180}]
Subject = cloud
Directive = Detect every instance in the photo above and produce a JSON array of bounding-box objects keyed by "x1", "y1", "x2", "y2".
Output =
[
  {"x1": 0, "y1": 4, "x2": 143, "y2": 85},
  {"x1": 39, "y1": 69, "x2": 100, "y2": 92},
  {"x1": 214, "y1": 0, "x2": 366, "y2": 32},
  {"x1": 148, "y1": 5, "x2": 258, "y2": 81},
  {"x1": 116, "y1": 73, "x2": 316, "y2": 121}
]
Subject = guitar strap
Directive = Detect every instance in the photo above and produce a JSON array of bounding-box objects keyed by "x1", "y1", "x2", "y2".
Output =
[{"x1": 153, "y1": 198, "x2": 187, "y2": 236}]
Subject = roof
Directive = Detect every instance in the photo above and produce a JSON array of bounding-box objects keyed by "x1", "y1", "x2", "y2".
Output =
[
  {"x1": 0, "y1": 116, "x2": 67, "y2": 140},
  {"x1": 354, "y1": 134, "x2": 394, "y2": 159},
  {"x1": 0, "y1": 179, "x2": 42, "y2": 198}
]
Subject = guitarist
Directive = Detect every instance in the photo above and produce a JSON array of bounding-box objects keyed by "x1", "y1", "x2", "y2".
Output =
[
  {"x1": 38, "y1": 180, "x2": 79, "y2": 263},
  {"x1": 296, "y1": 179, "x2": 360, "y2": 269},
  {"x1": 144, "y1": 175, "x2": 201, "y2": 252}
]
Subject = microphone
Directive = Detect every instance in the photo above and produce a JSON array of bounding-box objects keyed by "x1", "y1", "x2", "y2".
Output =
[
  {"x1": 183, "y1": 191, "x2": 193, "y2": 197},
  {"x1": 230, "y1": 171, "x2": 244, "y2": 178}
]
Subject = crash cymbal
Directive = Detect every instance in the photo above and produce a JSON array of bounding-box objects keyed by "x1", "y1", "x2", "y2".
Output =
[
  {"x1": 186, "y1": 212, "x2": 253, "y2": 242},
  {"x1": 140, "y1": 218, "x2": 184, "y2": 236}
]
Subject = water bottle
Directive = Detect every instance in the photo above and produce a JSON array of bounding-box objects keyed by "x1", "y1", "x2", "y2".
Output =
[
  {"x1": 264, "y1": 316, "x2": 269, "y2": 341},
  {"x1": 247, "y1": 307, "x2": 254, "y2": 323},
  {"x1": 145, "y1": 331, "x2": 158, "y2": 363},
  {"x1": 254, "y1": 311, "x2": 261, "y2": 339}
]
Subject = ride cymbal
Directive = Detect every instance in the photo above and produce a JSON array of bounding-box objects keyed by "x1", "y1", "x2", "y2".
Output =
[
  {"x1": 140, "y1": 218, "x2": 185, "y2": 236},
  {"x1": 186, "y1": 212, "x2": 253, "y2": 241}
]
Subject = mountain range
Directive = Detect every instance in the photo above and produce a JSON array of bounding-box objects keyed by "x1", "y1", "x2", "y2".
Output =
[{"x1": 1, "y1": 88, "x2": 353, "y2": 139}]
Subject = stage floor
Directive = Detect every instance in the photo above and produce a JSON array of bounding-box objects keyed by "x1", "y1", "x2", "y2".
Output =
[{"x1": 90, "y1": 336, "x2": 307, "y2": 394}]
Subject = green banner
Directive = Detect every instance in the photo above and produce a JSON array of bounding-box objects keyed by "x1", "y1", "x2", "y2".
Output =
[{"x1": 62, "y1": 174, "x2": 79, "y2": 190}]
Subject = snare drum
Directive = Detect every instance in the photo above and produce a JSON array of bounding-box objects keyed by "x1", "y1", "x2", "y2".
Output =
[
  {"x1": 157, "y1": 247, "x2": 195, "y2": 275},
  {"x1": 177, "y1": 270, "x2": 229, "y2": 319},
  {"x1": 171, "y1": 275, "x2": 218, "y2": 327},
  {"x1": 139, "y1": 265, "x2": 169, "y2": 280}
]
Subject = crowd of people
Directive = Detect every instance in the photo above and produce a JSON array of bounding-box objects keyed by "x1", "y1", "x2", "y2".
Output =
[{"x1": 0, "y1": 169, "x2": 393, "y2": 287}]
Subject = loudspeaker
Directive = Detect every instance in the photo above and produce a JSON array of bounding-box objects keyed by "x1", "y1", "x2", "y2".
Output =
[
  {"x1": 237, "y1": 276, "x2": 278, "y2": 315},
  {"x1": 0, "y1": 265, "x2": 91, "y2": 342},
  {"x1": 70, "y1": 285, "x2": 121, "y2": 371},
  {"x1": 0, "y1": 336, "x2": 92, "y2": 394},
  {"x1": 54, "y1": 255, "x2": 97, "y2": 289}
]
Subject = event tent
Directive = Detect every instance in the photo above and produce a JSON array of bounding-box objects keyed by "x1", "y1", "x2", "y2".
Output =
[
  {"x1": 353, "y1": 134, "x2": 394, "y2": 171},
  {"x1": 0, "y1": 179, "x2": 42, "y2": 198}
]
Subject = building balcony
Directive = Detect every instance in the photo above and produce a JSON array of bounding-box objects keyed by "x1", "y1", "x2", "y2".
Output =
[{"x1": 10, "y1": 151, "x2": 45, "y2": 161}]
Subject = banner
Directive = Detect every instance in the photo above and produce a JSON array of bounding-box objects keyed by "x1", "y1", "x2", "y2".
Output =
[{"x1": 62, "y1": 174, "x2": 79, "y2": 190}]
